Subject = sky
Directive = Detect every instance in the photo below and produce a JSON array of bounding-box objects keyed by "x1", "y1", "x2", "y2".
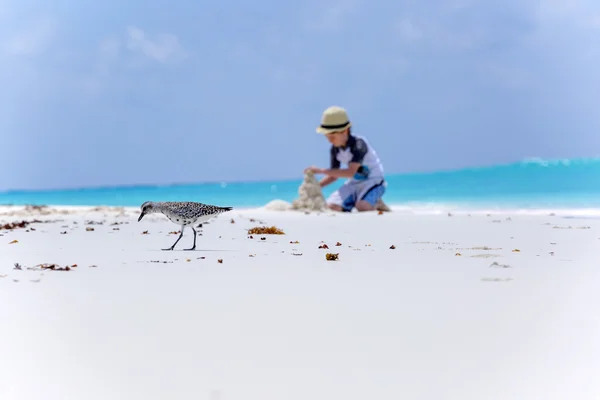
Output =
[{"x1": 1, "y1": 0, "x2": 600, "y2": 191}]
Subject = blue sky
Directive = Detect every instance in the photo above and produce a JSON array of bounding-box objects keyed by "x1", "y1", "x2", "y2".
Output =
[{"x1": 1, "y1": 0, "x2": 599, "y2": 190}]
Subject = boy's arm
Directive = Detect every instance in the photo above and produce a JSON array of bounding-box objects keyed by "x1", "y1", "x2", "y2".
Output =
[
  {"x1": 319, "y1": 175, "x2": 338, "y2": 188},
  {"x1": 320, "y1": 146, "x2": 342, "y2": 187}
]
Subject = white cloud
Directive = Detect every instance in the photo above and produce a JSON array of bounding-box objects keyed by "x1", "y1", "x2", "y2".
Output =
[
  {"x1": 79, "y1": 27, "x2": 187, "y2": 96},
  {"x1": 2, "y1": 15, "x2": 55, "y2": 56},
  {"x1": 125, "y1": 26, "x2": 186, "y2": 63}
]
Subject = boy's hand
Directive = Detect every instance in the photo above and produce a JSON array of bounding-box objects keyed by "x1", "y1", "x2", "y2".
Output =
[{"x1": 304, "y1": 166, "x2": 324, "y2": 174}]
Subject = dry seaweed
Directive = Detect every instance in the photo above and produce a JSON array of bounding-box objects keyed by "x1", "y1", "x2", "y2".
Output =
[
  {"x1": 26, "y1": 205, "x2": 47, "y2": 212},
  {"x1": 38, "y1": 263, "x2": 74, "y2": 271},
  {"x1": 1, "y1": 220, "x2": 41, "y2": 230},
  {"x1": 247, "y1": 226, "x2": 285, "y2": 235},
  {"x1": 325, "y1": 253, "x2": 339, "y2": 261}
]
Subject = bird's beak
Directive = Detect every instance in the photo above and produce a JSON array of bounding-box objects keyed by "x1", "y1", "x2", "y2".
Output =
[{"x1": 138, "y1": 212, "x2": 145, "y2": 222}]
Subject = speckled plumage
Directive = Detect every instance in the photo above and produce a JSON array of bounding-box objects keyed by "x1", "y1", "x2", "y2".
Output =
[{"x1": 137, "y1": 201, "x2": 232, "y2": 251}]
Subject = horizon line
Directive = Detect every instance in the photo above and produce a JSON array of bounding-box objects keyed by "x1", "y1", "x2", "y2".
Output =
[{"x1": 1, "y1": 155, "x2": 597, "y2": 194}]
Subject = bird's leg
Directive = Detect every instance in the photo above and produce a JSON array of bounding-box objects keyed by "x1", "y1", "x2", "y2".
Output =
[
  {"x1": 184, "y1": 226, "x2": 197, "y2": 251},
  {"x1": 163, "y1": 227, "x2": 184, "y2": 251}
]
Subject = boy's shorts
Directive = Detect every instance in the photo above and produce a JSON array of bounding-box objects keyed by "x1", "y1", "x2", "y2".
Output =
[{"x1": 327, "y1": 179, "x2": 386, "y2": 212}]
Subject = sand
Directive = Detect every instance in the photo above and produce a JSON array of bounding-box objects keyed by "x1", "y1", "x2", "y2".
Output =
[{"x1": 1, "y1": 204, "x2": 599, "y2": 400}]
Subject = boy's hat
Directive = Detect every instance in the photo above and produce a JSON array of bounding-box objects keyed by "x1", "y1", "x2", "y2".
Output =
[{"x1": 316, "y1": 106, "x2": 352, "y2": 134}]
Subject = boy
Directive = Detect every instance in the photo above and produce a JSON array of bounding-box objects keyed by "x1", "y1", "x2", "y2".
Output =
[{"x1": 304, "y1": 105, "x2": 389, "y2": 212}]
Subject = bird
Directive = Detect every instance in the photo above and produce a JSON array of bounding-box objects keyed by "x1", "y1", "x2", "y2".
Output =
[{"x1": 137, "y1": 201, "x2": 233, "y2": 251}]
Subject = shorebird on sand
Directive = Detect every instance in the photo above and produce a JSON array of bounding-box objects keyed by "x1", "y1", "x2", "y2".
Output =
[{"x1": 137, "y1": 201, "x2": 232, "y2": 251}]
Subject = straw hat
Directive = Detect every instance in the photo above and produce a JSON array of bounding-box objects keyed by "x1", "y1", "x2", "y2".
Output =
[{"x1": 316, "y1": 106, "x2": 352, "y2": 134}]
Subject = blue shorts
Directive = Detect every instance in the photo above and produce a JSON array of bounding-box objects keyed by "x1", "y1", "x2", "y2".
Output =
[{"x1": 327, "y1": 180, "x2": 386, "y2": 212}]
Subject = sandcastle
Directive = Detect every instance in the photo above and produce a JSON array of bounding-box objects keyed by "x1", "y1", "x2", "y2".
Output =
[
  {"x1": 263, "y1": 170, "x2": 392, "y2": 212},
  {"x1": 291, "y1": 170, "x2": 328, "y2": 211}
]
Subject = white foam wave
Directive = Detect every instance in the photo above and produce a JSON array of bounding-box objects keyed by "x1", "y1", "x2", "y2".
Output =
[
  {"x1": 387, "y1": 203, "x2": 600, "y2": 217},
  {"x1": 260, "y1": 198, "x2": 600, "y2": 217},
  {"x1": 520, "y1": 156, "x2": 600, "y2": 167}
]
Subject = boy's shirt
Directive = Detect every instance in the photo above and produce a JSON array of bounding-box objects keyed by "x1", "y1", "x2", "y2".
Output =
[{"x1": 330, "y1": 134, "x2": 385, "y2": 183}]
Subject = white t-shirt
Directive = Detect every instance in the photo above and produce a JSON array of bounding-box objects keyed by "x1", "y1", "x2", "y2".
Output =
[{"x1": 330, "y1": 134, "x2": 385, "y2": 183}]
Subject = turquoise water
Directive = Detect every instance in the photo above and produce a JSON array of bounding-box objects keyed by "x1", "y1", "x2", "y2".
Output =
[{"x1": 1, "y1": 157, "x2": 599, "y2": 212}]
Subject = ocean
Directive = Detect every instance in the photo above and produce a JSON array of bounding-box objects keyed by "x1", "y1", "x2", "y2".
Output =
[{"x1": 1, "y1": 157, "x2": 599, "y2": 214}]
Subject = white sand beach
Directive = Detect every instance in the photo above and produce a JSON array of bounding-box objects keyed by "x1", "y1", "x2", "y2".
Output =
[{"x1": 1, "y1": 204, "x2": 599, "y2": 400}]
